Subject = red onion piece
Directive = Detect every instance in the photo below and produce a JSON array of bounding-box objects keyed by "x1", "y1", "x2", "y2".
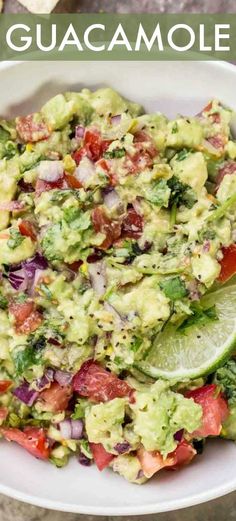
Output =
[
  {"x1": 111, "y1": 115, "x2": 121, "y2": 126},
  {"x1": 9, "y1": 269, "x2": 28, "y2": 291},
  {"x1": 13, "y1": 382, "x2": 39, "y2": 406},
  {"x1": 37, "y1": 161, "x2": 64, "y2": 182},
  {"x1": 71, "y1": 419, "x2": 84, "y2": 439},
  {"x1": 18, "y1": 179, "x2": 34, "y2": 193},
  {"x1": 75, "y1": 157, "x2": 95, "y2": 186},
  {"x1": 103, "y1": 189, "x2": 121, "y2": 210},
  {"x1": 54, "y1": 370, "x2": 73, "y2": 387},
  {"x1": 35, "y1": 368, "x2": 54, "y2": 391},
  {"x1": 59, "y1": 419, "x2": 72, "y2": 439},
  {"x1": 88, "y1": 261, "x2": 106, "y2": 296},
  {"x1": 75, "y1": 125, "x2": 85, "y2": 139},
  {"x1": 114, "y1": 441, "x2": 131, "y2": 454},
  {"x1": 59, "y1": 419, "x2": 83, "y2": 440},
  {"x1": 22, "y1": 253, "x2": 48, "y2": 277},
  {"x1": 77, "y1": 452, "x2": 92, "y2": 466},
  {"x1": 9, "y1": 253, "x2": 48, "y2": 293},
  {"x1": 0, "y1": 201, "x2": 25, "y2": 212},
  {"x1": 174, "y1": 429, "x2": 184, "y2": 442},
  {"x1": 187, "y1": 280, "x2": 201, "y2": 301},
  {"x1": 203, "y1": 240, "x2": 210, "y2": 253}
]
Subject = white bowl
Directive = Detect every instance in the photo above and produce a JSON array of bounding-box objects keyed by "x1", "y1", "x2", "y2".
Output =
[{"x1": 0, "y1": 60, "x2": 236, "y2": 515}]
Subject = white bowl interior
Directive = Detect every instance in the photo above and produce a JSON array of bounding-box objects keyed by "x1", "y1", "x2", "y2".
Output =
[{"x1": 0, "y1": 60, "x2": 236, "y2": 515}]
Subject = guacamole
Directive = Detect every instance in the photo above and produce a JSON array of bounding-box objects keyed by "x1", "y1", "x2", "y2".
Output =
[{"x1": 0, "y1": 90, "x2": 235, "y2": 484}]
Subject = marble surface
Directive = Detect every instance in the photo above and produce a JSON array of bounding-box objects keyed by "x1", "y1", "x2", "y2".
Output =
[
  {"x1": 1, "y1": 0, "x2": 236, "y2": 519},
  {"x1": 3, "y1": 0, "x2": 236, "y2": 13}
]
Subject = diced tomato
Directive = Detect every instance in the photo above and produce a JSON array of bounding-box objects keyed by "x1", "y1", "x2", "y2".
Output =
[
  {"x1": 137, "y1": 448, "x2": 175, "y2": 478},
  {"x1": 17, "y1": 311, "x2": 43, "y2": 335},
  {"x1": 186, "y1": 384, "x2": 229, "y2": 438},
  {"x1": 38, "y1": 382, "x2": 72, "y2": 413},
  {"x1": 92, "y1": 207, "x2": 121, "y2": 249},
  {"x1": 0, "y1": 407, "x2": 8, "y2": 422},
  {"x1": 72, "y1": 147, "x2": 87, "y2": 166},
  {"x1": 206, "y1": 134, "x2": 226, "y2": 151},
  {"x1": 9, "y1": 300, "x2": 42, "y2": 334},
  {"x1": 35, "y1": 177, "x2": 66, "y2": 196},
  {"x1": 216, "y1": 161, "x2": 236, "y2": 191},
  {"x1": 73, "y1": 360, "x2": 134, "y2": 403},
  {"x1": 202, "y1": 101, "x2": 213, "y2": 113},
  {"x1": 16, "y1": 114, "x2": 50, "y2": 143},
  {"x1": 87, "y1": 250, "x2": 104, "y2": 263},
  {"x1": 201, "y1": 102, "x2": 221, "y2": 124},
  {"x1": 9, "y1": 300, "x2": 34, "y2": 324},
  {"x1": 138, "y1": 440, "x2": 196, "y2": 478},
  {"x1": 84, "y1": 130, "x2": 111, "y2": 162},
  {"x1": 0, "y1": 381, "x2": 12, "y2": 393},
  {"x1": 64, "y1": 173, "x2": 82, "y2": 189},
  {"x1": 19, "y1": 220, "x2": 37, "y2": 241},
  {"x1": 67, "y1": 260, "x2": 83, "y2": 272},
  {"x1": 1, "y1": 426, "x2": 50, "y2": 460},
  {"x1": 168, "y1": 440, "x2": 196, "y2": 470},
  {"x1": 122, "y1": 207, "x2": 143, "y2": 239},
  {"x1": 90, "y1": 442, "x2": 114, "y2": 471},
  {"x1": 96, "y1": 158, "x2": 109, "y2": 173},
  {"x1": 218, "y1": 244, "x2": 236, "y2": 283}
]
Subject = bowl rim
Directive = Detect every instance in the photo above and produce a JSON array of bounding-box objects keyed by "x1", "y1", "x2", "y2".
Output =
[{"x1": 0, "y1": 58, "x2": 236, "y2": 515}]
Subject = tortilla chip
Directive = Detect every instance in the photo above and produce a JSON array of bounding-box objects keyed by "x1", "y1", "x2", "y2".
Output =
[
  {"x1": 0, "y1": 0, "x2": 3, "y2": 12},
  {"x1": 17, "y1": 0, "x2": 60, "y2": 13}
]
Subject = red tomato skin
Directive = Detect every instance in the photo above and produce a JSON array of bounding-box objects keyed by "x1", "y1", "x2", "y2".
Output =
[
  {"x1": 218, "y1": 244, "x2": 236, "y2": 283},
  {"x1": 19, "y1": 220, "x2": 37, "y2": 241},
  {"x1": 72, "y1": 147, "x2": 87, "y2": 166},
  {"x1": 1, "y1": 427, "x2": 50, "y2": 460},
  {"x1": 186, "y1": 384, "x2": 229, "y2": 438},
  {"x1": 168, "y1": 441, "x2": 196, "y2": 470},
  {"x1": 0, "y1": 381, "x2": 12, "y2": 393},
  {"x1": 64, "y1": 173, "x2": 82, "y2": 189},
  {"x1": 84, "y1": 130, "x2": 111, "y2": 162},
  {"x1": 73, "y1": 360, "x2": 134, "y2": 403},
  {"x1": 90, "y1": 442, "x2": 114, "y2": 471},
  {"x1": 122, "y1": 207, "x2": 143, "y2": 239},
  {"x1": 92, "y1": 207, "x2": 121, "y2": 250},
  {"x1": 35, "y1": 177, "x2": 66, "y2": 196},
  {"x1": 38, "y1": 382, "x2": 72, "y2": 413}
]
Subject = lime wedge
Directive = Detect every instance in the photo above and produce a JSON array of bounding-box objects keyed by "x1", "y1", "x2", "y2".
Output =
[{"x1": 136, "y1": 285, "x2": 236, "y2": 381}]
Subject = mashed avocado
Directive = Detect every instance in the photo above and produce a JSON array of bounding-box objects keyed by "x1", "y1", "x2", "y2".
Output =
[{"x1": 0, "y1": 89, "x2": 235, "y2": 484}]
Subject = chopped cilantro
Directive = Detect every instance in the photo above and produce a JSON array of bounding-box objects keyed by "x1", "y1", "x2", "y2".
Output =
[
  {"x1": 171, "y1": 122, "x2": 179, "y2": 134},
  {"x1": 146, "y1": 179, "x2": 171, "y2": 207},
  {"x1": 175, "y1": 149, "x2": 190, "y2": 161},
  {"x1": 0, "y1": 292, "x2": 8, "y2": 309},
  {"x1": 167, "y1": 175, "x2": 197, "y2": 209},
  {"x1": 178, "y1": 303, "x2": 218, "y2": 333},
  {"x1": 130, "y1": 337, "x2": 143, "y2": 352},
  {"x1": 214, "y1": 360, "x2": 236, "y2": 405},
  {"x1": 104, "y1": 147, "x2": 126, "y2": 159},
  {"x1": 159, "y1": 276, "x2": 188, "y2": 301},
  {"x1": 13, "y1": 346, "x2": 42, "y2": 376},
  {"x1": 198, "y1": 228, "x2": 216, "y2": 243},
  {"x1": 7, "y1": 229, "x2": 25, "y2": 250}
]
